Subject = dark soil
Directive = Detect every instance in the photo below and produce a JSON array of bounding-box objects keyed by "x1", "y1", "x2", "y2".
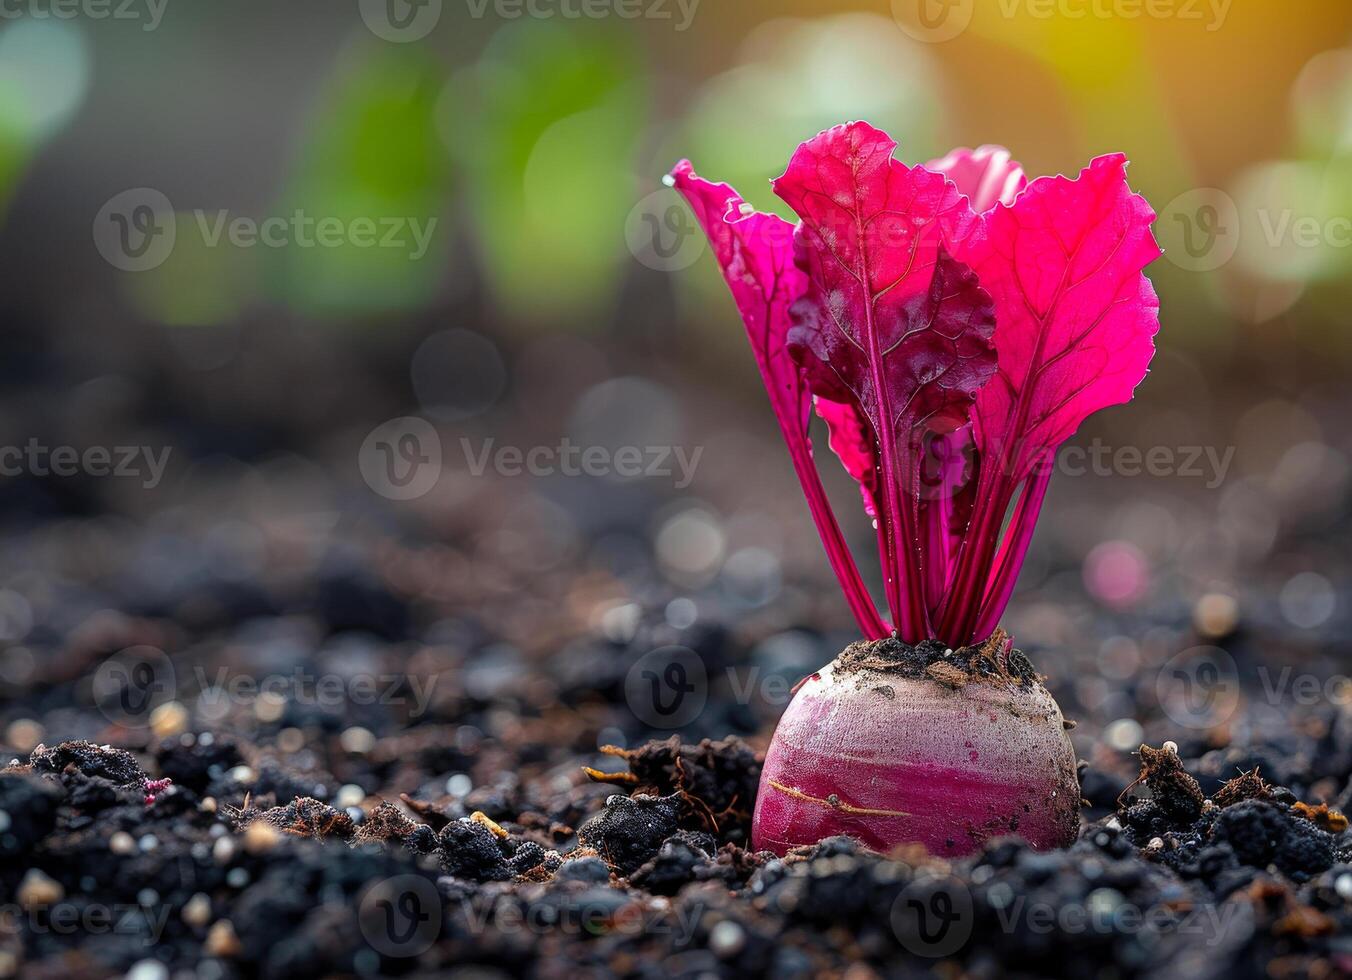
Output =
[
  {"x1": 2, "y1": 592, "x2": 1351, "y2": 979},
  {"x1": 0, "y1": 405, "x2": 1349, "y2": 978},
  {"x1": 2, "y1": 727, "x2": 1350, "y2": 979},
  {"x1": 834, "y1": 628, "x2": 1041, "y2": 687}
]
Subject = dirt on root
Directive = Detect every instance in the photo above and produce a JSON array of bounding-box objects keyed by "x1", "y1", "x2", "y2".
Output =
[{"x1": 833, "y1": 628, "x2": 1041, "y2": 688}]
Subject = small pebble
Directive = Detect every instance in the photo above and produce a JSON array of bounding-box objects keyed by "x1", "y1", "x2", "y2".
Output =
[
  {"x1": 1335, "y1": 873, "x2": 1352, "y2": 900},
  {"x1": 182, "y1": 892, "x2": 212, "y2": 928},
  {"x1": 254, "y1": 691, "x2": 285, "y2": 724},
  {"x1": 109, "y1": 832, "x2": 136, "y2": 855},
  {"x1": 337, "y1": 784, "x2": 365, "y2": 808},
  {"x1": 17, "y1": 869, "x2": 63, "y2": 909},
  {"x1": 125, "y1": 960, "x2": 168, "y2": 980},
  {"x1": 243, "y1": 821, "x2": 279, "y2": 853},
  {"x1": 340, "y1": 726, "x2": 375, "y2": 754},
  {"x1": 277, "y1": 727, "x2": 305, "y2": 753},
  {"x1": 205, "y1": 920, "x2": 241, "y2": 958},
  {"x1": 4, "y1": 718, "x2": 43, "y2": 754},
  {"x1": 1104, "y1": 718, "x2": 1145, "y2": 752},
  {"x1": 149, "y1": 701, "x2": 189, "y2": 738},
  {"x1": 709, "y1": 920, "x2": 745, "y2": 957},
  {"x1": 1194, "y1": 592, "x2": 1239, "y2": 637},
  {"x1": 212, "y1": 837, "x2": 236, "y2": 864}
]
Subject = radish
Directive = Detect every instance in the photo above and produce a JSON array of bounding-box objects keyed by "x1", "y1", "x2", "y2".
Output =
[{"x1": 669, "y1": 122, "x2": 1160, "y2": 855}]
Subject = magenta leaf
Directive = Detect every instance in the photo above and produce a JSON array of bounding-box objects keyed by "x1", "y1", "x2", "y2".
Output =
[
  {"x1": 773, "y1": 122, "x2": 995, "y2": 641},
  {"x1": 667, "y1": 160, "x2": 889, "y2": 639},
  {"x1": 967, "y1": 153, "x2": 1161, "y2": 481},
  {"x1": 926, "y1": 145, "x2": 1027, "y2": 214},
  {"x1": 814, "y1": 396, "x2": 878, "y2": 518},
  {"x1": 940, "y1": 152, "x2": 1162, "y2": 643},
  {"x1": 669, "y1": 125, "x2": 1161, "y2": 652}
]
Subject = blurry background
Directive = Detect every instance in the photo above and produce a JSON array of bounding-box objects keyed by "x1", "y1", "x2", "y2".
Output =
[{"x1": 0, "y1": 0, "x2": 1350, "y2": 788}]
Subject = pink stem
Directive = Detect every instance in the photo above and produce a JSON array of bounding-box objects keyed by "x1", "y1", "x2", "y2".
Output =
[
  {"x1": 919, "y1": 493, "x2": 949, "y2": 618},
  {"x1": 782, "y1": 426, "x2": 891, "y2": 640},
  {"x1": 935, "y1": 464, "x2": 1014, "y2": 644},
  {"x1": 971, "y1": 452, "x2": 1054, "y2": 642}
]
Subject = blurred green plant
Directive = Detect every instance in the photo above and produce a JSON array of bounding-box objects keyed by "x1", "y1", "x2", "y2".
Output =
[
  {"x1": 0, "y1": 21, "x2": 89, "y2": 214},
  {"x1": 446, "y1": 21, "x2": 646, "y2": 326},
  {"x1": 665, "y1": 15, "x2": 942, "y2": 366},
  {"x1": 672, "y1": 14, "x2": 942, "y2": 217},
  {"x1": 270, "y1": 42, "x2": 451, "y2": 318}
]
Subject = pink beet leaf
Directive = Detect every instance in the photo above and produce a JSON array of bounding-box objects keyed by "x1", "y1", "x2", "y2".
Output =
[{"x1": 671, "y1": 124, "x2": 1160, "y2": 648}]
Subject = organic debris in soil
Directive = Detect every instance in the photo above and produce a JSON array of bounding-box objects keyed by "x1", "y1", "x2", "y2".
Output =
[
  {"x1": 4, "y1": 730, "x2": 1352, "y2": 977},
  {"x1": 584, "y1": 734, "x2": 761, "y2": 842},
  {"x1": 1121, "y1": 742, "x2": 1207, "y2": 823},
  {"x1": 834, "y1": 628, "x2": 1040, "y2": 687}
]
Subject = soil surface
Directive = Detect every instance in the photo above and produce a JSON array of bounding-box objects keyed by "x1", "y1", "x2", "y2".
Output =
[
  {"x1": 1, "y1": 574, "x2": 1350, "y2": 979},
  {"x1": 834, "y1": 629, "x2": 1040, "y2": 688}
]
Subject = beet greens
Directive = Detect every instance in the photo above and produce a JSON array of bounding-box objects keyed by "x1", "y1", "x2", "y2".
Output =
[{"x1": 671, "y1": 121, "x2": 1161, "y2": 646}]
